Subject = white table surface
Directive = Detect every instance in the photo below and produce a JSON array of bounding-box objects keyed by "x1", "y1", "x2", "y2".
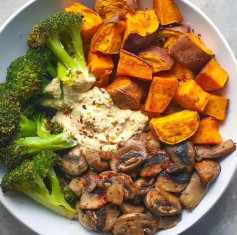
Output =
[{"x1": 0, "y1": 0, "x2": 237, "y2": 234}]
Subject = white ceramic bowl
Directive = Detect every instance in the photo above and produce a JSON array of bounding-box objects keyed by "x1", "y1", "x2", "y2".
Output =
[{"x1": 0, "y1": 0, "x2": 237, "y2": 234}]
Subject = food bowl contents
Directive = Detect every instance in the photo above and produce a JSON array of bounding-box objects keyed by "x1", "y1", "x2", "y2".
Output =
[{"x1": 0, "y1": 0, "x2": 236, "y2": 235}]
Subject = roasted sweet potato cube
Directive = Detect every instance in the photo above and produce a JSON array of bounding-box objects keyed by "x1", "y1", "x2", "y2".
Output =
[
  {"x1": 88, "y1": 51, "x2": 114, "y2": 88},
  {"x1": 170, "y1": 33, "x2": 214, "y2": 70},
  {"x1": 106, "y1": 77, "x2": 144, "y2": 109},
  {"x1": 94, "y1": 0, "x2": 139, "y2": 22},
  {"x1": 150, "y1": 110, "x2": 200, "y2": 145},
  {"x1": 154, "y1": 0, "x2": 183, "y2": 25},
  {"x1": 139, "y1": 46, "x2": 174, "y2": 73},
  {"x1": 117, "y1": 49, "x2": 153, "y2": 81},
  {"x1": 155, "y1": 29, "x2": 183, "y2": 50},
  {"x1": 195, "y1": 160, "x2": 221, "y2": 185},
  {"x1": 91, "y1": 21, "x2": 126, "y2": 54},
  {"x1": 201, "y1": 94, "x2": 229, "y2": 121},
  {"x1": 145, "y1": 75, "x2": 178, "y2": 113},
  {"x1": 174, "y1": 80, "x2": 210, "y2": 112},
  {"x1": 122, "y1": 10, "x2": 159, "y2": 52},
  {"x1": 191, "y1": 117, "x2": 222, "y2": 145},
  {"x1": 169, "y1": 61, "x2": 195, "y2": 81},
  {"x1": 65, "y1": 2, "x2": 102, "y2": 42},
  {"x1": 195, "y1": 58, "x2": 229, "y2": 91}
]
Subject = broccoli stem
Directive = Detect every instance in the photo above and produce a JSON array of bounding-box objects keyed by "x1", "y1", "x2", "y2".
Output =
[
  {"x1": 68, "y1": 25, "x2": 89, "y2": 75},
  {"x1": 17, "y1": 172, "x2": 77, "y2": 219},
  {"x1": 20, "y1": 114, "x2": 37, "y2": 137},
  {"x1": 46, "y1": 33, "x2": 77, "y2": 69},
  {"x1": 15, "y1": 133, "x2": 76, "y2": 155},
  {"x1": 46, "y1": 63, "x2": 57, "y2": 78}
]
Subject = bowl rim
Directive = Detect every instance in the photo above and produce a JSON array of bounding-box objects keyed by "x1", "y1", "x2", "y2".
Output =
[{"x1": 0, "y1": 0, "x2": 237, "y2": 235}]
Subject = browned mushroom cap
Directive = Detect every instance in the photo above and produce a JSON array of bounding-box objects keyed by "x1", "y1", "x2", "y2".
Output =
[
  {"x1": 78, "y1": 204, "x2": 120, "y2": 232},
  {"x1": 97, "y1": 171, "x2": 136, "y2": 199},
  {"x1": 106, "y1": 181, "x2": 124, "y2": 206},
  {"x1": 69, "y1": 171, "x2": 98, "y2": 197},
  {"x1": 180, "y1": 172, "x2": 207, "y2": 211},
  {"x1": 121, "y1": 201, "x2": 145, "y2": 214},
  {"x1": 140, "y1": 151, "x2": 170, "y2": 177},
  {"x1": 156, "y1": 214, "x2": 182, "y2": 229},
  {"x1": 79, "y1": 188, "x2": 107, "y2": 210},
  {"x1": 166, "y1": 163, "x2": 186, "y2": 174},
  {"x1": 195, "y1": 139, "x2": 236, "y2": 161},
  {"x1": 124, "y1": 132, "x2": 160, "y2": 156},
  {"x1": 113, "y1": 213, "x2": 158, "y2": 235},
  {"x1": 155, "y1": 171, "x2": 190, "y2": 193},
  {"x1": 60, "y1": 147, "x2": 88, "y2": 176},
  {"x1": 135, "y1": 177, "x2": 156, "y2": 196},
  {"x1": 145, "y1": 188, "x2": 182, "y2": 216},
  {"x1": 165, "y1": 141, "x2": 195, "y2": 173},
  {"x1": 84, "y1": 149, "x2": 109, "y2": 172},
  {"x1": 110, "y1": 145, "x2": 148, "y2": 173},
  {"x1": 195, "y1": 160, "x2": 221, "y2": 185}
]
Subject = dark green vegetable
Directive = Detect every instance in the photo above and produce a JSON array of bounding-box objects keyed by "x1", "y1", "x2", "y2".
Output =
[{"x1": 1, "y1": 151, "x2": 77, "y2": 219}]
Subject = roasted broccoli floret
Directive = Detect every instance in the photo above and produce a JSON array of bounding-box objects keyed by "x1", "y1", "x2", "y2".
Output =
[
  {"x1": 0, "y1": 125, "x2": 76, "y2": 170},
  {"x1": 27, "y1": 12, "x2": 95, "y2": 90},
  {"x1": 1, "y1": 151, "x2": 77, "y2": 219},
  {"x1": 6, "y1": 54, "x2": 45, "y2": 102},
  {"x1": 26, "y1": 47, "x2": 57, "y2": 79},
  {"x1": 0, "y1": 85, "x2": 37, "y2": 146}
]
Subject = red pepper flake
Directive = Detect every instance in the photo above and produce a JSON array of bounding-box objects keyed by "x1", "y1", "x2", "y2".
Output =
[
  {"x1": 83, "y1": 131, "x2": 88, "y2": 136},
  {"x1": 82, "y1": 105, "x2": 87, "y2": 109},
  {"x1": 63, "y1": 109, "x2": 72, "y2": 117},
  {"x1": 106, "y1": 135, "x2": 110, "y2": 141},
  {"x1": 92, "y1": 101, "x2": 96, "y2": 105},
  {"x1": 80, "y1": 116, "x2": 83, "y2": 124}
]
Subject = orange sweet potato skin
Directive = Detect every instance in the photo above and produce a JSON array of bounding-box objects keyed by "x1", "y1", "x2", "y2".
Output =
[
  {"x1": 94, "y1": 0, "x2": 139, "y2": 22},
  {"x1": 174, "y1": 80, "x2": 210, "y2": 112},
  {"x1": 150, "y1": 110, "x2": 200, "y2": 145},
  {"x1": 145, "y1": 74, "x2": 178, "y2": 113},
  {"x1": 195, "y1": 58, "x2": 229, "y2": 91},
  {"x1": 88, "y1": 51, "x2": 114, "y2": 88},
  {"x1": 169, "y1": 61, "x2": 195, "y2": 81},
  {"x1": 154, "y1": 0, "x2": 183, "y2": 25},
  {"x1": 91, "y1": 21, "x2": 126, "y2": 54},
  {"x1": 117, "y1": 49, "x2": 153, "y2": 81},
  {"x1": 139, "y1": 46, "x2": 174, "y2": 73},
  {"x1": 122, "y1": 10, "x2": 159, "y2": 52},
  {"x1": 191, "y1": 117, "x2": 222, "y2": 145},
  {"x1": 65, "y1": 2, "x2": 102, "y2": 42},
  {"x1": 106, "y1": 77, "x2": 144, "y2": 109},
  {"x1": 169, "y1": 34, "x2": 214, "y2": 70},
  {"x1": 201, "y1": 94, "x2": 229, "y2": 121}
]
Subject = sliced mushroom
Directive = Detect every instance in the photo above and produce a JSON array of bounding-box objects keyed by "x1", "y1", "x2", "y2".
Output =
[
  {"x1": 165, "y1": 141, "x2": 195, "y2": 173},
  {"x1": 135, "y1": 177, "x2": 156, "y2": 196},
  {"x1": 155, "y1": 171, "x2": 190, "y2": 193},
  {"x1": 145, "y1": 188, "x2": 182, "y2": 216},
  {"x1": 113, "y1": 213, "x2": 158, "y2": 235},
  {"x1": 79, "y1": 188, "x2": 107, "y2": 210},
  {"x1": 166, "y1": 163, "x2": 186, "y2": 174},
  {"x1": 156, "y1": 214, "x2": 182, "y2": 229},
  {"x1": 195, "y1": 160, "x2": 221, "y2": 185},
  {"x1": 180, "y1": 172, "x2": 207, "y2": 211},
  {"x1": 110, "y1": 146, "x2": 148, "y2": 173},
  {"x1": 124, "y1": 132, "x2": 160, "y2": 156},
  {"x1": 69, "y1": 171, "x2": 97, "y2": 197},
  {"x1": 84, "y1": 149, "x2": 109, "y2": 172},
  {"x1": 97, "y1": 171, "x2": 136, "y2": 199},
  {"x1": 195, "y1": 139, "x2": 236, "y2": 161},
  {"x1": 78, "y1": 204, "x2": 120, "y2": 232},
  {"x1": 140, "y1": 151, "x2": 170, "y2": 177},
  {"x1": 121, "y1": 201, "x2": 144, "y2": 214},
  {"x1": 106, "y1": 181, "x2": 124, "y2": 206},
  {"x1": 60, "y1": 147, "x2": 88, "y2": 176}
]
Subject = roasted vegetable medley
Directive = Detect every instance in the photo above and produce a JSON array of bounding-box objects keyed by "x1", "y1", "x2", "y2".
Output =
[{"x1": 0, "y1": 0, "x2": 236, "y2": 235}]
